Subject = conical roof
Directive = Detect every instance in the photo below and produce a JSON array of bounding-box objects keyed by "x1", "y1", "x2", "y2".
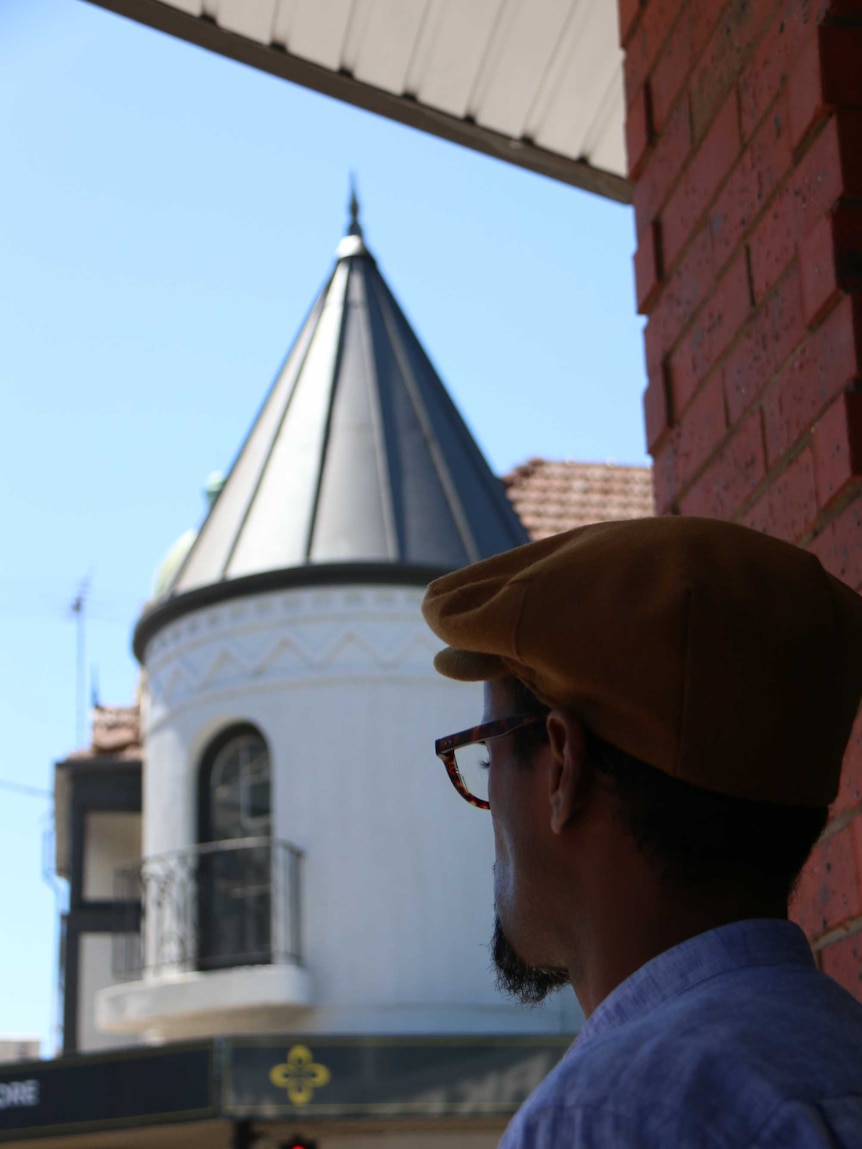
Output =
[{"x1": 134, "y1": 196, "x2": 527, "y2": 657}]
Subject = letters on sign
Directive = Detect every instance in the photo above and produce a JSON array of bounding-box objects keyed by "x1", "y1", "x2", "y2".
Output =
[{"x1": 0, "y1": 1080, "x2": 39, "y2": 1110}]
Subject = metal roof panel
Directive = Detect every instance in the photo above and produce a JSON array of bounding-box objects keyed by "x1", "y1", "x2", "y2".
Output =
[
  {"x1": 86, "y1": 0, "x2": 629, "y2": 201},
  {"x1": 282, "y1": 0, "x2": 354, "y2": 69},
  {"x1": 468, "y1": 0, "x2": 575, "y2": 138},
  {"x1": 308, "y1": 269, "x2": 397, "y2": 562},
  {"x1": 225, "y1": 260, "x2": 351, "y2": 576},
  {"x1": 173, "y1": 295, "x2": 324, "y2": 592},
  {"x1": 348, "y1": 0, "x2": 430, "y2": 95},
  {"x1": 157, "y1": 202, "x2": 527, "y2": 601},
  {"x1": 217, "y1": 0, "x2": 277, "y2": 42}
]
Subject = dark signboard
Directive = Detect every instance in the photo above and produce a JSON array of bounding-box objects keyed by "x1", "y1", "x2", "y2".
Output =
[
  {"x1": 0, "y1": 1043, "x2": 215, "y2": 1141},
  {"x1": 223, "y1": 1036, "x2": 571, "y2": 1120},
  {"x1": 0, "y1": 1034, "x2": 571, "y2": 1141}
]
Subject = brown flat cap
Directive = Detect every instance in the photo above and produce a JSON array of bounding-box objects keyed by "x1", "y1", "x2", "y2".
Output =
[{"x1": 422, "y1": 517, "x2": 862, "y2": 806}]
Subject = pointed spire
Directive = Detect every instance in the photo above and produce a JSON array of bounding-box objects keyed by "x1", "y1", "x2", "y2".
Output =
[
  {"x1": 336, "y1": 174, "x2": 370, "y2": 260},
  {"x1": 347, "y1": 174, "x2": 363, "y2": 238},
  {"x1": 141, "y1": 196, "x2": 528, "y2": 622}
]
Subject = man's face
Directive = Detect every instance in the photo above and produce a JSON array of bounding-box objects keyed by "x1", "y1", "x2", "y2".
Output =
[{"x1": 484, "y1": 678, "x2": 569, "y2": 1003}]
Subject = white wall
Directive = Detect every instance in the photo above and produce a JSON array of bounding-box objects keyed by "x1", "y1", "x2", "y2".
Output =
[
  {"x1": 83, "y1": 812, "x2": 142, "y2": 900},
  {"x1": 0, "y1": 1039, "x2": 39, "y2": 1063},
  {"x1": 77, "y1": 935, "x2": 143, "y2": 1052},
  {"x1": 138, "y1": 583, "x2": 582, "y2": 1040}
]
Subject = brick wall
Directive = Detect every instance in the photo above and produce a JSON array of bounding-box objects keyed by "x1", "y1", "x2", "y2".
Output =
[{"x1": 621, "y1": 0, "x2": 862, "y2": 995}]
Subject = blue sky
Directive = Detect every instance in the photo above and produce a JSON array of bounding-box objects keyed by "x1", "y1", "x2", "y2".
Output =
[{"x1": 0, "y1": 0, "x2": 646, "y2": 1052}]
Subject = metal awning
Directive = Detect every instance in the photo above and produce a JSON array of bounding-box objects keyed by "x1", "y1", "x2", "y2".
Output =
[{"x1": 85, "y1": 0, "x2": 630, "y2": 202}]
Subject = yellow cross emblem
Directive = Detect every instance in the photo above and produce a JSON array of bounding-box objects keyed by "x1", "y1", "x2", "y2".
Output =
[{"x1": 269, "y1": 1044, "x2": 332, "y2": 1106}]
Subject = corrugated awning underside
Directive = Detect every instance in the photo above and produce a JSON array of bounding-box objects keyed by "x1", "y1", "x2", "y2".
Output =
[{"x1": 85, "y1": 0, "x2": 630, "y2": 202}]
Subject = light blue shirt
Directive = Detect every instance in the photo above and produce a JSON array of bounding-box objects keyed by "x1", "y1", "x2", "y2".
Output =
[{"x1": 500, "y1": 920, "x2": 862, "y2": 1148}]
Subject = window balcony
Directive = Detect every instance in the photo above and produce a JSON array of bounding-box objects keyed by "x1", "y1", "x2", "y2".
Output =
[{"x1": 95, "y1": 838, "x2": 312, "y2": 1040}]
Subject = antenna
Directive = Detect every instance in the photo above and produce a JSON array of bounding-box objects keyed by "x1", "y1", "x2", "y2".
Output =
[{"x1": 69, "y1": 576, "x2": 90, "y2": 748}]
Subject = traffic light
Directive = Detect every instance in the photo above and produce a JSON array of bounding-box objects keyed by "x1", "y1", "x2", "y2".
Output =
[{"x1": 281, "y1": 1140, "x2": 316, "y2": 1149}]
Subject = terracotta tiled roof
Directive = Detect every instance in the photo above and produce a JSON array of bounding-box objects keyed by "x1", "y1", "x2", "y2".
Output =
[
  {"x1": 503, "y1": 458, "x2": 654, "y2": 540},
  {"x1": 68, "y1": 704, "x2": 142, "y2": 759}
]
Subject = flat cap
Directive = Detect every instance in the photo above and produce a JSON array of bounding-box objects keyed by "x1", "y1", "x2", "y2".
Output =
[{"x1": 422, "y1": 517, "x2": 862, "y2": 806}]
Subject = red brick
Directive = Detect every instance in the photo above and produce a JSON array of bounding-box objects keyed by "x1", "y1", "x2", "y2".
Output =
[
  {"x1": 825, "y1": 0, "x2": 862, "y2": 16},
  {"x1": 795, "y1": 823, "x2": 862, "y2": 936},
  {"x1": 626, "y1": 81, "x2": 653, "y2": 179},
  {"x1": 644, "y1": 366, "x2": 672, "y2": 452},
  {"x1": 748, "y1": 117, "x2": 843, "y2": 301},
  {"x1": 739, "y1": 0, "x2": 821, "y2": 141},
  {"x1": 765, "y1": 265, "x2": 808, "y2": 373},
  {"x1": 662, "y1": 93, "x2": 741, "y2": 270},
  {"x1": 645, "y1": 226, "x2": 714, "y2": 356},
  {"x1": 650, "y1": 7, "x2": 694, "y2": 132},
  {"x1": 723, "y1": 334, "x2": 770, "y2": 426},
  {"x1": 668, "y1": 251, "x2": 751, "y2": 412},
  {"x1": 821, "y1": 929, "x2": 862, "y2": 1000},
  {"x1": 813, "y1": 940, "x2": 825, "y2": 971},
  {"x1": 667, "y1": 345, "x2": 698, "y2": 417},
  {"x1": 743, "y1": 446, "x2": 818, "y2": 543},
  {"x1": 650, "y1": 440, "x2": 679, "y2": 513},
  {"x1": 836, "y1": 111, "x2": 862, "y2": 199},
  {"x1": 634, "y1": 219, "x2": 663, "y2": 313},
  {"x1": 809, "y1": 499, "x2": 862, "y2": 589},
  {"x1": 821, "y1": 26, "x2": 862, "y2": 106},
  {"x1": 798, "y1": 212, "x2": 840, "y2": 327},
  {"x1": 673, "y1": 372, "x2": 727, "y2": 483},
  {"x1": 678, "y1": 408, "x2": 766, "y2": 518},
  {"x1": 791, "y1": 842, "x2": 829, "y2": 941},
  {"x1": 723, "y1": 268, "x2": 805, "y2": 423},
  {"x1": 624, "y1": 0, "x2": 681, "y2": 107},
  {"x1": 709, "y1": 91, "x2": 793, "y2": 273},
  {"x1": 618, "y1": 0, "x2": 642, "y2": 47},
  {"x1": 833, "y1": 711, "x2": 862, "y2": 818},
  {"x1": 690, "y1": 0, "x2": 731, "y2": 61},
  {"x1": 644, "y1": 312, "x2": 664, "y2": 376},
  {"x1": 632, "y1": 99, "x2": 692, "y2": 236},
  {"x1": 835, "y1": 202, "x2": 862, "y2": 290},
  {"x1": 788, "y1": 34, "x2": 831, "y2": 152},
  {"x1": 763, "y1": 295, "x2": 861, "y2": 462},
  {"x1": 637, "y1": 0, "x2": 727, "y2": 132},
  {"x1": 813, "y1": 392, "x2": 862, "y2": 508},
  {"x1": 689, "y1": 0, "x2": 771, "y2": 142},
  {"x1": 738, "y1": 24, "x2": 785, "y2": 144}
]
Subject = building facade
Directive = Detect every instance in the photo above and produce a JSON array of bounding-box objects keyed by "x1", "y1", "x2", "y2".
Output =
[
  {"x1": 0, "y1": 210, "x2": 657, "y2": 1149},
  {"x1": 77, "y1": 0, "x2": 862, "y2": 1000}
]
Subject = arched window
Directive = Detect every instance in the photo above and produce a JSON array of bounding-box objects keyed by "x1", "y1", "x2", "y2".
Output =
[
  {"x1": 197, "y1": 724, "x2": 272, "y2": 969},
  {"x1": 199, "y1": 724, "x2": 271, "y2": 843}
]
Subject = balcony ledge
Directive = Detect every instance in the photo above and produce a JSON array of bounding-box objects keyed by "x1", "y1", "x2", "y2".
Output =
[{"x1": 96, "y1": 962, "x2": 313, "y2": 1035}]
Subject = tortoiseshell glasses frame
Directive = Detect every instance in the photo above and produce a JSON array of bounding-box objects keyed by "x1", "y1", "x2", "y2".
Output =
[{"x1": 435, "y1": 715, "x2": 546, "y2": 810}]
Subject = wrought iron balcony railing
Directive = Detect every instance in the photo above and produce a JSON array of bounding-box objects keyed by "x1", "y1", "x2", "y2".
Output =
[{"x1": 112, "y1": 837, "x2": 303, "y2": 982}]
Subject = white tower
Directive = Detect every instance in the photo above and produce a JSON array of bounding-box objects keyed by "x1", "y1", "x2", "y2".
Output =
[{"x1": 97, "y1": 200, "x2": 581, "y2": 1043}]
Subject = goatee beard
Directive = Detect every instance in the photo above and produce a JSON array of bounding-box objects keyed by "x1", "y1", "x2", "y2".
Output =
[{"x1": 491, "y1": 913, "x2": 569, "y2": 1005}]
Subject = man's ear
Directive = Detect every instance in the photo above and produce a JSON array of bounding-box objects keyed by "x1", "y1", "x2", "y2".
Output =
[{"x1": 545, "y1": 710, "x2": 589, "y2": 835}]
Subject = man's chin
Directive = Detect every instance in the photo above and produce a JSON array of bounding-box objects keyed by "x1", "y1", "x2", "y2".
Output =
[{"x1": 491, "y1": 913, "x2": 569, "y2": 1005}]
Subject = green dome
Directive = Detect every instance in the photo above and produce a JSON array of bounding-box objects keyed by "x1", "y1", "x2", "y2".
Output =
[
  {"x1": 151, "y1": 528, "x2": 198, "y2": 600},
  {"x1": 150, "y1": 472, "x2": 225, "y2": 600}
]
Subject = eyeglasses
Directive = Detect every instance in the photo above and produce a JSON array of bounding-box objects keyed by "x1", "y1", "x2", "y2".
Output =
[{"x1": 435, "y1": 715, "x2": 546, "y2": 809}]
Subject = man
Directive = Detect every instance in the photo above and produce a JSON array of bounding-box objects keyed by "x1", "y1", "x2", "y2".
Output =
[{"x1": 422, "y1": 517, "x2": 862, "y2": 1148}]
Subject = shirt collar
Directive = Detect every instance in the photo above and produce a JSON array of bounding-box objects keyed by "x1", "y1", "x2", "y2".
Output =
[{"x1": 576, "y1": 919, "x2": 815, "y2": 1046}]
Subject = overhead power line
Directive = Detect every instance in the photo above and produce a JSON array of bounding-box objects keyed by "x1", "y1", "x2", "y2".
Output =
[{"x1": 0, "y1": 778, "x2": 51, "y2": 798}]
